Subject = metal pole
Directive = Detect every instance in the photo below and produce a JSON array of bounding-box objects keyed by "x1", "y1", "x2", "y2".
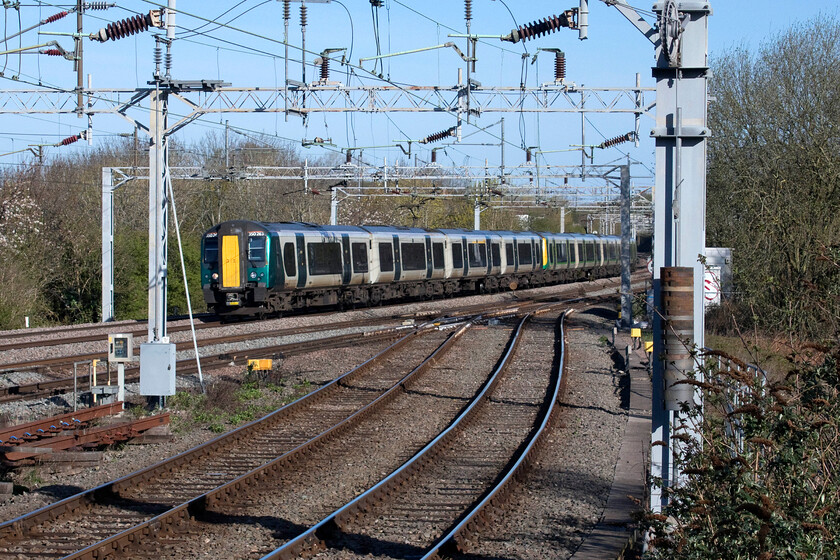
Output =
[
  {"x1": 500, "y1": 117, "x2": 505, "y2": 184},
  {"x1": 117, "y1": 363, "x2": 125, "y2": 402},
  {"x1": 474, "y1": 199, "x2": 480, "y2": 230},
  {"x1": 650, "y1": 1, "x2": 710, "y2": 513},
  {"x1": 284, "y1": 0, "x2": 290, "y2": 121},
  {"x1": 148, "y1": 87, "x2": 168, "y2": 343},
  {"x1": 621, "y1": 163, "x2": 632, "y2": 328},
  {"x1": 101, "y1": 167, "x2": 115, "y2": 322},
  {"x1": 330, "y1": 187, "x2": 338, "y2": 225},
  {"x1": 75, "y1": 0, "x2": 83, "y2": 116}
]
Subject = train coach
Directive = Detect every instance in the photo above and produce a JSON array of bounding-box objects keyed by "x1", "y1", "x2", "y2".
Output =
[{"x1": 200, "y1": 220, "x2": 631, "y2": 316}]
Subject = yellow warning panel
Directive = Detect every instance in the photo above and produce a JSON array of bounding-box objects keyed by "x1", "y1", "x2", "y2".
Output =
[
  {"x1": 222, "y1": 235, "x2": 240, "y2": 288},
  {"x1": 248, "y1": 359, "x2": 273, "y2": 371},
  {"x1": 631, "y1": 328, "x2": 642, "y2": 339},
  {"x1": 644, "y1": 341, "x2": 654, "y2": 354}
]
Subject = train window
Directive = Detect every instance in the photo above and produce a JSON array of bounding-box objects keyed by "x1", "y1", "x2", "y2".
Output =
[
  {"x1": 248, "y1": 236, "x2": 266, "y2": 262},
  {"x1": 467, "y1": 242, "x2": 486, "y2": 268},
  {"x1": 576, "y1": 243, "x2": 584, "y2": 261},
  {"x1": 432, "y1": 242, "x2": 445, "y2": 270},
  {"x1": 505, "y1": 243, "x2": 514, "y2": 264},
  {"x1": 307, "y1": 242, "x2": 343, "y2": 275},
  {"x1": 452, "y1": 243, "x2": 464, "y2": 269},
  {"x1": 378, "y1": 242, "x2": 394, "y2": 272},
  {"x1": 536, "y1": 243, "x2": 542, "y2": 265},
  {"x1": 283, "y1": 243, "x2": 296, "y2": 277},
  {"x1": 491, "y1": 243, "x2": 501, "y2": 267},
  {"x1": 352, "y1": 242, "x2": 368, "y2": 273},
  {"x1": 557, "y1": 242, "x2": 568, "y2": 263},
  {"x1": 203, "y1": 237, "x2": 218, "y2": 263},
  {"x1": 518, "y1": 243, "x2": 532, "y2": 265},
  {"x1": 401, "y1": 242, "x2": 426, "y2": 271},
  {"x1": 586, "y1": 243, "x2": 596, "y2": 262}
]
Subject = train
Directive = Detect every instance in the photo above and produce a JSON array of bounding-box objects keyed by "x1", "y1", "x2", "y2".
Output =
[{"x1": 200, "y1": 220, "x2": 634, "y2": 316}]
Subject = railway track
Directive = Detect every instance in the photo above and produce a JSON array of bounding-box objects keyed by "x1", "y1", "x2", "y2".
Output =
[
  {"x1": 0, "y1": 301, "x2": 572, "y2": 559},
  {"x1": 0, "y1": 279, "x2": 616, "y2": 404},
  {"x1": 0, "y1": 318, "x2": 422, "y2": 403},
  {"x1": 269, "y1": 309, "x2": 568, "y2": 560},
  {"x1": 0, "y1": 319, "x2": 466, "y2": 558}
]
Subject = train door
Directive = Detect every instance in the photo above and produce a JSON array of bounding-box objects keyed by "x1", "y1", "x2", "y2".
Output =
[
  {"x1": 425, "y1": 236, "x2": 433, "y2": 279},
  {"x1": 392, "y1": 235, "x2": 402, "y2": 281},
  {"x1": 295, "y1": 233, "x2": 307, "y2": 288},
  {"x1": 341, "y1": 235, "x2": 352, "y2": 285}
]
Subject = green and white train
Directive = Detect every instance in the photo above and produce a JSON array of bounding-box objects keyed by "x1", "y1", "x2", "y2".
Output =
[{"x1": 201, "y1": 220, "x2": 633, "y2": 316}]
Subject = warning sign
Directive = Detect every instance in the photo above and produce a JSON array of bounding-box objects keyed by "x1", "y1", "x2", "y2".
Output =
[{"x1": 704, "y1": 268, "x2": 721, "y2": 306}]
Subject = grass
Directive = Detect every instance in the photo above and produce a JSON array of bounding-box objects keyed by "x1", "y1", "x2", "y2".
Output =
[{"x1": 167, "y1": 369, "x2": 317, "y2": 435}]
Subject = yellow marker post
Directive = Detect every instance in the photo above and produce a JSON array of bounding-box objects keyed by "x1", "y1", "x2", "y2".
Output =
[
  {"x1": 248, "y1": 359, "x2": 273, "y2": 371},
  {"x1": 631, "y1": 328, "x2": 642, "y2": 349},
  {"x1": 644, "y1": 341, "x2": 654, "y2": 354}
]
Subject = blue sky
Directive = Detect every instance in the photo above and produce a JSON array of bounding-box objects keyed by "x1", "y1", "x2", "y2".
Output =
[{"x1": 0, "y1": 0, "x2": 836, "y2": 172}]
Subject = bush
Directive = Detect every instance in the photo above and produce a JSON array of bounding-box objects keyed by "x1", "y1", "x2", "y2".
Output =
[{"x1": 645, "y1": 348, "x2": 840, "y2": 558}]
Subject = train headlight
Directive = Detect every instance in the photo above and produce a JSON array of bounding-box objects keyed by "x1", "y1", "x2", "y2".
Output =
[
  {"x1": 249, "y1": 271, "x2": 257, "y2": 279},
  {"x1": 211, "y1": 273, "x2": 219, "y2": 280}
]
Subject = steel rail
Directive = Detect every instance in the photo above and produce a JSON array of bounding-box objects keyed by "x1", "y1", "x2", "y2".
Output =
[
  {"x1": 0, "y1": 401, "x2": 124, "y2": 445},
  {"x1": 1, "y1": 414, "x2": 170, "y2": 464},
  {"x1": 261, "y1": 311, "x2": 536, "y2": 559},
  {"x1": 420, "y1": 310, "x2": 570, "y2": 558},
  {"x1": 0, "y1": 321, "x2": 457, "y2": 556},
  {"x1": 57, "y1": 322, "x2": 474, "y2": 559},
  {"x1": 0, "y1": 322, "x2": 415, "y2": 403}
]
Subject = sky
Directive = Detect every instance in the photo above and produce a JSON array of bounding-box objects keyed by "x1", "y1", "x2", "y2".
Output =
[{"x1": 0, "y1": 0, "x2": 836, "y2": 178}]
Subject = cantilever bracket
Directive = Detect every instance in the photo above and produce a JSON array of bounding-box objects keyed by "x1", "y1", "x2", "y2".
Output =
[{"x1": 602, "y1": 0, "x2": 660, "y2": 47}]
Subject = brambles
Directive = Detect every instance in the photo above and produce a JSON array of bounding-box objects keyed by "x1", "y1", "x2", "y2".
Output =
[{"x1": 645, "y1": 349, "x2": 840, "y2": 558}]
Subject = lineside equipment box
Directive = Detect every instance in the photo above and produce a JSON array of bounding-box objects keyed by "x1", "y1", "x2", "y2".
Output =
[
  {"x1": 108, "y1": 333, "x2": 134, "y2": 363},
  {"x1": 139, "y1": 342, "x2": 176, "y2": 396}
]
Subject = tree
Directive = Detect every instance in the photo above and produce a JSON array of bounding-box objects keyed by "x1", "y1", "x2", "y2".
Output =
[{"x1": 706, "y1": 18, "x2": 840, "y2": 341}]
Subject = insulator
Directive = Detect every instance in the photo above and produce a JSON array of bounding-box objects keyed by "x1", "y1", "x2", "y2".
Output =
[
  {"x1": 96, "y1": 13, "x2": 153, "y2": 42},
  {"x1": 44, "y1": 11, "x2": 68, "y2": 24},
  {"x1": 526, "y1": 149, "x2": 532, "y2": 163},
  {"x1": 345, "y1": 151, "x2": 352, "y2": 164},
  {"x1": 431, "y1": 150, "x2": 437, "y2": 163},
  {"x1": 41, "y1": 49, "x2": 64, "y2": 56},
  {"x1": 165, "y1": 52, "x2": 172, "y2": 73},
  {"x1": 420, "y1": 127, "x2": 454, "y2": 144},
  {"x1": 555, "y1": 51, "x2": 566, "y2": 81},
  {"x1": 60, "y1": 134, "x2": 81, "y2": 146},
  {"x1": 85, "y1": 2, "x2": 110, "y2": 10},
  {"x1": 283, "y1": 0, "x2": 291, "y2": 21},
  {"x1": 598, "y1": 132, "x2": 635, "y2": 149},
  {"x1": 465, "y1": 0, "x2": 472, "y2": 22},
  {"x1": 300, "y1": 4, "x2": 307, "y2": 27},
  {"x1": 504, "y1": 10, "x2": 577, "y2": 43},
  {"x1": 320, "y1": 57, "x2": 329, "y2": 81},
  {"x1": 153, "y1": 44, "x2": 162, "y2": 66}
]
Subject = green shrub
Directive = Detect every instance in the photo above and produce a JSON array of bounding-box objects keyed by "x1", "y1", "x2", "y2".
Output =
[{"x1": 645, "y1": 350, "x2": 840, "y2": 559}]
